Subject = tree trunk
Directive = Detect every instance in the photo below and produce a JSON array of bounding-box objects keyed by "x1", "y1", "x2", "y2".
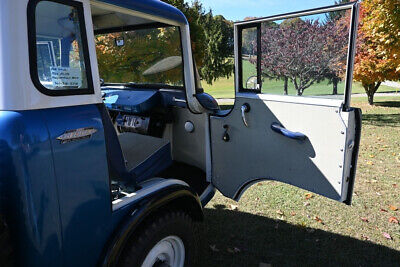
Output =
[
  {"x1": 283, "y1": 77, "x2": 288, "y2": 95},
  {"x1": 292, "y1": 78, "x2": 302, "y2": 96},
  {"x1": 364, "y1": 82, "x2": 381, "y2": 105},
  {"x1": 332, "y1": 78, "x2": 338, "y2": 95},
  {"x1": 367, "y1": 92, "x2": 374, "y2": 105}
]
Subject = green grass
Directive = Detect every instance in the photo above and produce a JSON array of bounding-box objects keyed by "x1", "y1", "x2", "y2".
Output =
[
  {"x1": 198, "y1": 96, "x2": 400, "y2": 266},
  {"x1": 203, "y1": 60, "x2": 398, "y2": 99}
]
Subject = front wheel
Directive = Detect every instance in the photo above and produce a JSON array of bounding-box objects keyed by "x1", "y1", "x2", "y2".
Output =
[{"x1": 119, "y1": 210, "x2": 197, "y2": 267}]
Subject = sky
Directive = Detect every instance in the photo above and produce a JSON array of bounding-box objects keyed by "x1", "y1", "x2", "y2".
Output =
[{"x1": 199, "y1": 0, "x2": 337, "y2": 21}]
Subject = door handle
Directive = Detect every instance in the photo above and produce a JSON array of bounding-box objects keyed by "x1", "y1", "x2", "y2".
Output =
[
  {"x1": 271, "y1": 123, "x2": 306, "y2": 141},
  {"x1": 241, "y1": 103, "x2": 250, "y2": 127},
  {"x1": 172, "y1": 97, "x2": 186, "y2": 103}
]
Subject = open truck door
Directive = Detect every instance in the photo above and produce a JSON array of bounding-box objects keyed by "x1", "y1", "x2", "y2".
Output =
[{"x1": 210, "y1": 2, "x2": 361, "y2": 204}]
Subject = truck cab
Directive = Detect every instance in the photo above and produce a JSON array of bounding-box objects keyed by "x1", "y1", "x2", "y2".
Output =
[{"x1": 0, "y1": 0, "x2": 361, "y2": 266}]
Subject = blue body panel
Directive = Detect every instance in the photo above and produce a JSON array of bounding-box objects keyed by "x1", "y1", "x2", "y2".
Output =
[
  {"x1": 42, "y1": 105, "x2": 113, "y2": 267},
  {"x1": 0, "y1": 105, "x2": 131, "y2": 266},
  {"x1": 97, "y1": 0, "x2": 188, "y2": 24},
  {"x1": 0, "y1": 103, "x2": 206, "y2": 266},
  {"x1": 0, "y1": 110, "x2": 63, "y2": 266}
]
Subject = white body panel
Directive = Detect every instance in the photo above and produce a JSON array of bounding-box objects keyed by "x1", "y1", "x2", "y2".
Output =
[
  {"x1": 0, "y1": 0, "x2": 102, "y2": 111},
  {"x1": 0, "y1": 0, "x2": 202, "y2": 112}
]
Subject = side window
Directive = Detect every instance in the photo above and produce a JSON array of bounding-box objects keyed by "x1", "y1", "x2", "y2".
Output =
[
  {"x1": 240, "y1": 26, "x2": 259, "y2": 91},
  {"x1": 239, "y1": 9, "x2": 352, "y2": 98},
  {"x1": 28, "y1": 0, "x2": 93, "y2": 95}
]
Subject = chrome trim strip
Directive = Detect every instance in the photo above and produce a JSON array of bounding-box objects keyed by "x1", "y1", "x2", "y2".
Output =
[{"x1": 56, "y1": 127, "x2": 97, "y2": 144}]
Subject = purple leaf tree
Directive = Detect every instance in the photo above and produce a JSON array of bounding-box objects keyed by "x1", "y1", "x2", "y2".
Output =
[{"x1": 253, "y1": 18, "x2": 348, "y2": 96}]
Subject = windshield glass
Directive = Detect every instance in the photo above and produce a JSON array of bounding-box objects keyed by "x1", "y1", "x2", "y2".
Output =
[{"x1": 95, "y1": 26, "x2": 184, "y2": 88}]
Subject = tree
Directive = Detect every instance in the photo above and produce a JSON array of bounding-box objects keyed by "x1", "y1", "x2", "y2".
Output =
[
  {"x1": 200, "y1": 13, "x2": 234, "y2": 84},
  {"x1": 96, "y1": 28, "x2": 183, "y2": 84},
  {"x1": 353, "y1": 0, "x2": 400, "y2": 105},
  {"x1": 241, "y1": 17, "x2": 258, "y2": 56},
  {"x1": 325, "y1": 1, "x2": 350, "y2": 95},
  {"x1": 256, "y1": 18, "x2": 347, "y2": 96},
  {"x1": 163, "y1": 0, "x2": 234, "y2": 84},
  {"x1": 325, "y1": 0, "x2": 350, "y2": 22}
]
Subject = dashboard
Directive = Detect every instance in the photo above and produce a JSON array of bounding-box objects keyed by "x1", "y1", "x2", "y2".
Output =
[
  {"x1": 101, "y1": 86, "x2": 187, "y2": 137},
  {"x1": 102, "y1": 87, "x2": 188, "y2": 112},
  {"x1": 102, "y1": 86, "x2": 220, "y2": 137}
]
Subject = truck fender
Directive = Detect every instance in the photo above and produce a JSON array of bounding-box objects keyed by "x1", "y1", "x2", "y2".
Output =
[{"x1": 100, "y1": 182, "x2": 203, "y2": 267}]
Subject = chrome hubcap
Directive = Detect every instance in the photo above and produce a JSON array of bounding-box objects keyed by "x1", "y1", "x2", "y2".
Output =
[{"x1": 141, "y1": 236, "x2": 185, "y2": 267}]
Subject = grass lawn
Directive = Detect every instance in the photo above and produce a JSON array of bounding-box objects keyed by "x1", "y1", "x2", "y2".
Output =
[
  {"x1": 198, "y1": 96, "x2": 400, "y2": 266},
  {"x1": 203, "y1": 60, "x2": 398, "y2": 99}
]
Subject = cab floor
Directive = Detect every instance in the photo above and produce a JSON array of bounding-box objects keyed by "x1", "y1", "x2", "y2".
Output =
[{"x1": 157, "y1": 161, "x2": 209, "y2": 196}]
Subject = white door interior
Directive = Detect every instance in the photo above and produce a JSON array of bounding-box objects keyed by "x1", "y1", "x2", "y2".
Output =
[{"x1": 210, "y1": 2, "x2": 361, "y2": 204}]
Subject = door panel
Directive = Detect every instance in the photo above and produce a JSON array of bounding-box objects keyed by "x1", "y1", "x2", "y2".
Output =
[
  {"x1": 210, "y1": 2, "x2": 361, "y2": 203},
  {"x1": 211, "y1": 94, "x2": 360, "y2": 202},
  {"x1": 43, "y1": 104, "x2": 112, "y2": 267}
]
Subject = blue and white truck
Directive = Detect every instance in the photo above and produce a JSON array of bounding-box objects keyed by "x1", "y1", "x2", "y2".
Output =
[{"x1": 0, "y1": 0, "x2": 360, "y2": 266}]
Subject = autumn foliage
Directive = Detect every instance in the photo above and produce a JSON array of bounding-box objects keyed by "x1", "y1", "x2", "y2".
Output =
[
  {"x1": 353, "y1": 0, "x2": 400, "y2": 104},
  {"x1": 96, "y1": 28, "x2": 183, "y2": 85}
]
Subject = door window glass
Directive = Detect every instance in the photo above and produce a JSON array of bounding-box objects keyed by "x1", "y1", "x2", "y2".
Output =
[
  {"x1": 29, "y1": 0, "x2": 93, "y2": 94},
  {"x1": 241, "y1": 27, "x2": 258, "y2": 90},
  {"x1": 240, "y1": 9, "x2": 352, "y2": 98}
]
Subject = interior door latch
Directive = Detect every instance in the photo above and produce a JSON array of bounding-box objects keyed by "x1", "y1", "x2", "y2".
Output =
[
  {"x1": 222, "y1": 124, "x2": 230, "y2": 142},
  {"x1": 241, "y1": 103, "x2": 251, "y2": 127}
]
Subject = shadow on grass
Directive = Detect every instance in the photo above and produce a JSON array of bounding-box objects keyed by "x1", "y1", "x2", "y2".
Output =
[
  {"x1": 199, "y1": 207, "x2": 400, "y2": 267},
  {"x1": 362, "y1": 99, "x2": 400, "y2": 127},
  {"x1": 362, "y1": 113, "x2": 400, "y2": 127},
  {"x1": 374, "y1": 101, "x2": 400, "y2": 108}
]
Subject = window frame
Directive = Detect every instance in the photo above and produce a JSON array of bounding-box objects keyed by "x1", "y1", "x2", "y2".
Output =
[
  {"x1": 94, "y1": 23, "x2": 187, "y2": 91},
  {"x1": 237, "y1": 23, "x2": 261, "y2": 93},
  {"x1": 235, "y1": 1, "x2": 359, "y2": 110},
  {"x1": 27, "y1": 0, "x2": 95, "y2": 96}
]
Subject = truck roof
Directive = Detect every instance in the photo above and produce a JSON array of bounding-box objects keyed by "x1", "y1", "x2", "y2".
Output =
[{"x1": 93, "y1": 0, "x2": 188, "y2": 25}]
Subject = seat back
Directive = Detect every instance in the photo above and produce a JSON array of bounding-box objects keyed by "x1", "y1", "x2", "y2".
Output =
[{"x1": 97, "y1": 104, "x2": 136, "y2": 185}]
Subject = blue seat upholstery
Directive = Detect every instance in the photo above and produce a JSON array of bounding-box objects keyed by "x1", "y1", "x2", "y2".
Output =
[
  {"x1": 131, "y1": 143, "x2": 172, "y2": 183},
  {"x1": 118, "y1": 132, "x2": 173, "y2": 184}
]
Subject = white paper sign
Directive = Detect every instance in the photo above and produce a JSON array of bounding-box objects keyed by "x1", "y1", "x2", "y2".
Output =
[
  {"x1": 50, "y1": 67, "x2": 82, "y2": 88},
  {"x1": 115, "y1": 38, "x2": 125, "y2": 47}
]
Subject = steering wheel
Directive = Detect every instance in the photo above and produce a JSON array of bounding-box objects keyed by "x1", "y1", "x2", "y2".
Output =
[{"x1": 245, "y1": 76, "x2": 258, "y2": 90}]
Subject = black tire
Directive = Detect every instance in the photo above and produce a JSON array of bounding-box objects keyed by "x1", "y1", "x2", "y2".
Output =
[
  {"x1": 119, "y1": 210, "x2": 198, "y2": 267},
  {"x1": 0, "y1": 215, "x2": 14, "y2": 267}
]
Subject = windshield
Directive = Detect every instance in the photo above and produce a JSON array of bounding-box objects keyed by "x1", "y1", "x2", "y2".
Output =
[{"x1": 95, "y1": 26, "x2": 184, "y2": 88}]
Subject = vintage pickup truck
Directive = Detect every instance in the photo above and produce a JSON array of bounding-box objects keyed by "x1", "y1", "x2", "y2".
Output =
[{"x1": 0, "y1": 0, "x2": 360, "y2": 266}]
